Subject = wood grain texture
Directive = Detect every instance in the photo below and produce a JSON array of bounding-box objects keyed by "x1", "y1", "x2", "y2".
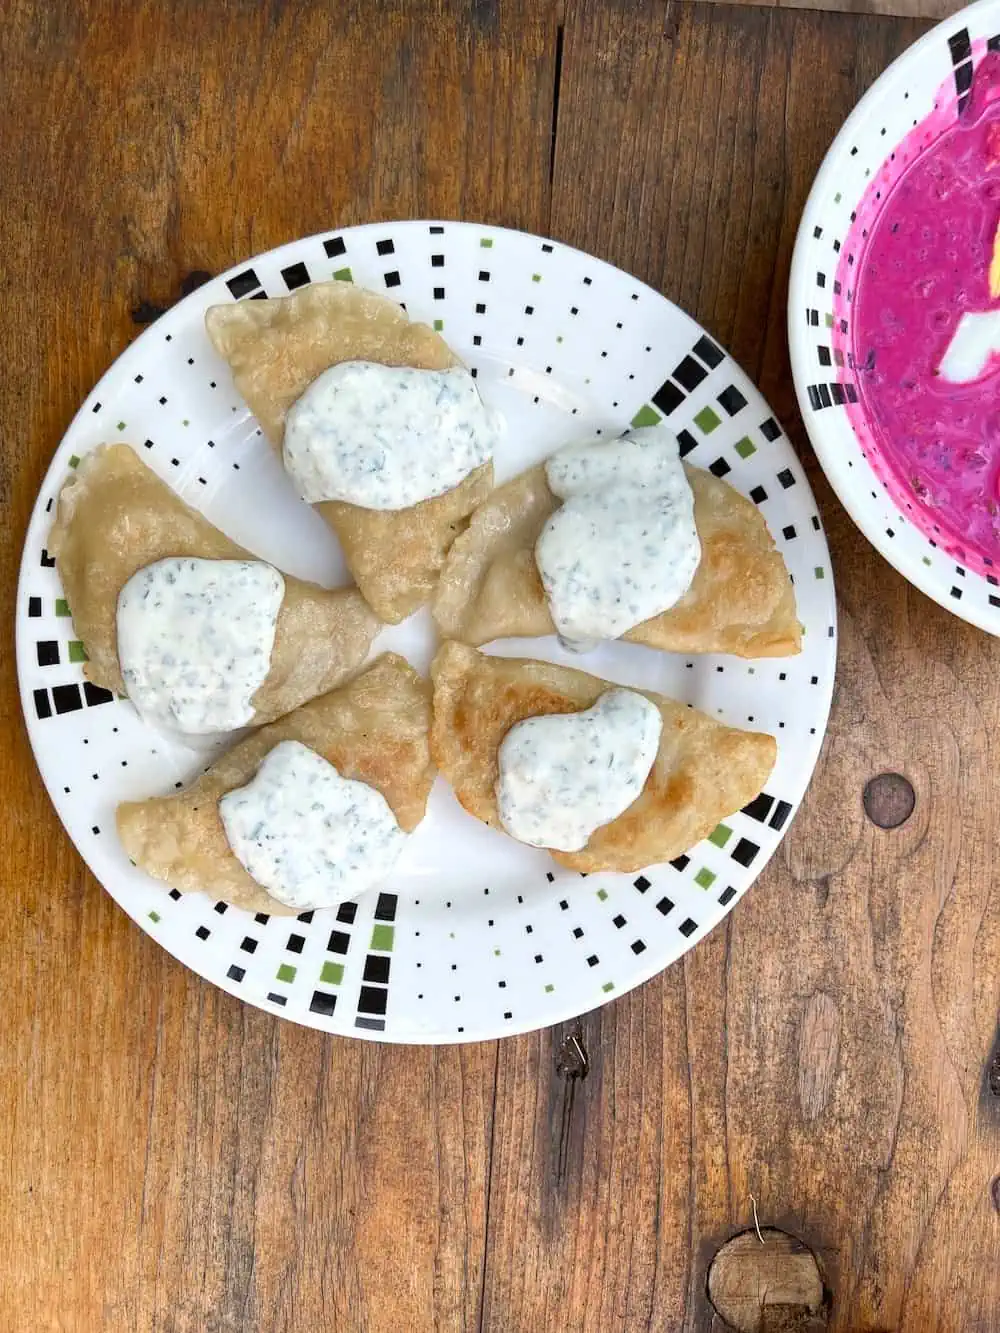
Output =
[
  {"x1": 693, "y1": 0, "x2": 963, "y2": 24},
  {"x1": 481, "y1": 3, "x2": 1000, "y2": 1332},
  {"x1": 0, "y1": 1, "x2": 554, "y2": 1330},
  {"x1": 4, "y1": 1, "x2": 1000, "y2": 1331}
]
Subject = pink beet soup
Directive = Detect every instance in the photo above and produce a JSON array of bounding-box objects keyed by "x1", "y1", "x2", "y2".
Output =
[{"x1": 844, "y1": 52, "x2": 1000, "y2": 570}]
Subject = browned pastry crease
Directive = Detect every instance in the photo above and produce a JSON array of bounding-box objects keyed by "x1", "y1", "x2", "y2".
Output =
[
  {"x1": 206, "y1": 281, "x2": 494, "y2": 623},
  {"x1": 430, "y1": 642, "x2": 777, "y2": 873},
  {"x1": 47, "y1": 443, "x2": 379, "y2": 725},
  {"x1": 433, "y1": 463, "x2": 801, "y2": 658},
  {"x1": 118, "y1": 654, "x2": 434, "y2": 914}
]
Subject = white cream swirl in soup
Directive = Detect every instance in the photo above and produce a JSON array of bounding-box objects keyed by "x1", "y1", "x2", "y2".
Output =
[
  {"x1": 116, "y1": 557, "x2": 284, "y2": 734},
  {"x1": 219, "y1": 740, "x2": 408, "y2": 911},
  {"x1": 496, "y1": 689, "x2": 662, "y2": 852},
  {"x1": 282, "y1": 361, "x2": 499, "y2": 509},
  {"x1": 535, "y1": 425, "x2": 701, "y2": 651}
]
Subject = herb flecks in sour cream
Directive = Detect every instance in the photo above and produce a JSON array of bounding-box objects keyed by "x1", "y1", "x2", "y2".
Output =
[
  {"x1": 116, "y1": 556, "x2": 284, "y2": 735},
  {"x1": 282, "y1": 361, "x2": 500, "y2": 510},
  {"x1": 535, "y1": 425, "x2": 701, "y2": 651},
  {"x1": 219, "y1": 739, "x2": 408, "y2": 911},
  {"x1": 496, "y1": 688, "x2": 663, "y2": 852}
]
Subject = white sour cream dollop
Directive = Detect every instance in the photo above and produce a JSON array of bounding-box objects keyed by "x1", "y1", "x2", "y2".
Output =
[
  {"x1": 535, "y1": 425, "x2": 701, "y2": 651},
  {"x1": 219, "y1": 740, "x2": 409, "y2": 911},
  {"x1": 496, "y1": 689, "x2": 663, "y2": 852},
  {"x1": 938, "y1": 309, "x2": 1000, "y2": 384},
  {"x1": 282, "y1": 361, "x2": 498, "y2": 509},
  {"x1": 116, "y1": 557, "x2": 284, "y2": 735}
]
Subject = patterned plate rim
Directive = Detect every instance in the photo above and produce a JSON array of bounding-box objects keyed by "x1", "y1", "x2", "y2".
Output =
[{"x1": 788, "y1": 0, "x2": 1000, "y2": 637}]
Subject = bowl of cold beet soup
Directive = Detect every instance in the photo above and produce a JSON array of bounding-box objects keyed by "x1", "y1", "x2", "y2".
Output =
[{"x1": 790, "y1": 0, "x2": 1000, "y2": 633}]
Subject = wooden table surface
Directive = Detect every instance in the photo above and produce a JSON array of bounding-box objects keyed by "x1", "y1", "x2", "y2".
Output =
[{"x1": 3, "y1": 1, "x2": 999, "y2": 1330}]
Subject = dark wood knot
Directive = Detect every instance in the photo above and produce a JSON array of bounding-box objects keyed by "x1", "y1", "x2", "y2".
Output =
[
  {"x1": 992, "y1": 1177, "x2": 1000, "y2": 1213},
  {"x1": 179, "y1": 269, "x2": 213, "y2": 297},
  {"x1": 132, "y1": 271, "x2": 213, "y2": 326},
  {"x1": 554, "y1": 1028, "x2": 588, "y2": 1080},
  {"x1": 863, "y1": 773, "x2": 915, "y2": 829},
  {"x1": 989, "y1": 1049, "x2": 1000, "y2": 1098},
  {"x1": 130, "y1": 299, "x2": 166, "y2": 325},
  {"x1": 707, "y1": 1228, "x2": 829, "y2": 1331}
]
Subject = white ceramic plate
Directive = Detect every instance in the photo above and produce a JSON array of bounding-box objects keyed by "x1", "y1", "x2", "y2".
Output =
[
  {"x1": 16, "y1": 222, "x2": 836, "y2": 1042},
  {"x1": 790, "y1": 0, "x2": 1000, "y2": 635}
]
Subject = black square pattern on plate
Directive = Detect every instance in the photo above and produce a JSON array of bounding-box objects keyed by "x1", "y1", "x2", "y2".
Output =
[
  {"x1": 731, "y1": 838, "x2": 759, "y2": 867},
  {"x1": 226, "y1": 268, "x2": 260, "y2": 299},
  {"x1": 948, "y1": 27, "x2": 971, "y2": 62},
  {"x1": 328, "y1": 930, "x2": 350, "y2": 954},
  {"x1": 281, "y1": 261, "x2": 310, "y2": 290},
  {"x1": 83, "y1": 682, "x2": 113, "y2": 707},
  {"x1": 631, "y1": 940, "x2": 646, "y2": 955},
  {"x1": 254, "y1": 912, "x2": 270, "y2": 924},
  {"x1": 376, "y1": 238, "x2": 395, "y2": 256},
  {"x1": 383, "y1": 271, "x2": 401, "y2": 288},
  {"x1": 28, "y1": 596, "x2": 41, "y2": 617},
  {"x1": 364, "y1": 955, "x2": 391, "y2": 984},
  {"x1": 240, "y1": 936, "x2": 258, "y2": 954},
  {"x1": 359, "y1": 986, "x2": 388, "y2": 1015},
  {"x1": 324, "y1": 236, "x2": 346, "y2": 257},
  {"x1": 36, "y1": 640, "x2": 59, "y2": 667},
  {"x1": 692, "y1": 335, "x2": 724, "y2": 369},
  {"x1": 672, "y1": 356, "x2": 707, "y2": 392},
  {"x1": 195, "y1": 926, "x2": 210, "y2": 940},
  {"x1": 669, "y1": 854, "x2": 690, "y2": 872},
  {"x1": 656, "y1": 897, "x2": 674, "y2": 915},
  {"x1": 676, "y1": 429, "x2": 698, "y2": 458},
  {"x1": 336, "y1": 901, "x2": 358, "y2": 924},
  {"x1": 777, "y1": 469, "x2": 796, "y2": 489},
  {"x1": 742, "y1": 792, "x2": 774, "y2": 823},
  {"x1": 717, "y1": 385, "x2": 747, "y2": 416},
  {"x1": 286, "y1": 933, "x2": 305, "y2": 954},
  {"x1": 227, "y1": 965, "x2": 245, "y2": 983},
  {"x1": 679, "y1": 918, "x2": 698, "y2": 938},
  {"x1": 52, "y1": 684, "x2": 82, "y2": 715},
  {"x1": 718, "y1": 887, "x2": 737, "y2": 906},
  {"x1": 310, "y1": 991, "x2": 337, "y2": 1016},
  {"x1": 770, "y1": 799, "x2": 793, "y2": 831},
  {"x1": 652, "y1": 379, "x2": 685, "y2": 416},
  {"x1": 375, "y1": 892, "x2": 397, "y2": 921},
  {"x1": 267, "y1": 993, "x2": 287, "y2": 1006},
  {"x1": 431, "y1": 253, "x2": 444, "y2": 267},
  {"x1": 41, "y1": 549, "x2": 55, "y2": 568},
  {"x1": 750, "y1": 485, "x2": 768, "y2": 504},
  {"x1": 709, "y1": 458, "x2": 731, "y2": 478},
  {"x1": 634, "y1": 875, "x2": 650, "y2": 892},
  {"x1": 33, "y1": 689, "x2": 51, "y2": 720}
]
